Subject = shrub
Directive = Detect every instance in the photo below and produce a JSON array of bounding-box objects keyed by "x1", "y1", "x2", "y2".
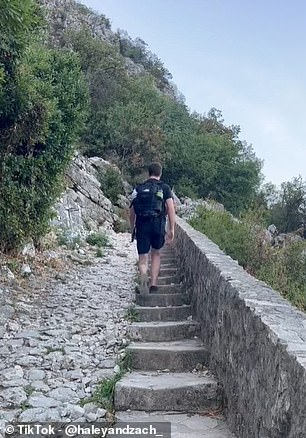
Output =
[
  {"x1": 56, "y1": 228, "x2": 83, "y2": 250},
  {"x1": 86, "y1": 232, "x2": 109, "y2": 248},
  {"x1": 175, "y1": 177, "x2": 199, "y2": 199},
  {"x1": 189, "y1": 207, "x2": 254, "y2": 268},
  {"x1": 113, "y1": 219, "x2": 130, "y2": 234},
  {"x1": 256, "y1": 242, "x2": 306, "y2": 309},
  {"x1": 113, "y1": 207, "x2": 130, "y2": 233},
  {"x1": 0, "y1": 3, "x2": 89, "y2": 252},
  {"x1": 98, "y1": 167, "x2": 124, "y2": 204},
  {"x1": 190, "y1": 206, "x2": 306, "y2": 311}
]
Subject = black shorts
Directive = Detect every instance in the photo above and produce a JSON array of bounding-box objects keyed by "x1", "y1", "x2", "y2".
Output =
[{"x1": 136, "y1": 217, "x2": 166, "y2": 255}]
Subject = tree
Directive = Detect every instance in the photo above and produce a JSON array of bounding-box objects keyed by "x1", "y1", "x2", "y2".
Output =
[
  {"x1": 117, "y1": 30, "x2": 172, "y2": 91},
  {"x1": 99, "y1": 77, "x2": 169, "y2": 176},
  {"x1": 163, "y1": 109, "x2": 262, "y2": 213},
  {"x1": 0, "y1": 2, "x2": 89, "y2": 251},
  {"x1": 268, "y1": 177, "x2": 306, "y2": 232},
  {"x1": 60, "y1": 28, "x2": 262, "y2": 213}
]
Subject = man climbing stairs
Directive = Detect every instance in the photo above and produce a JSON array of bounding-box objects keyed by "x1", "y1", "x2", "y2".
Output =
[{"x1": 114, "y1": 248, "x2": 235, "y2": 437}]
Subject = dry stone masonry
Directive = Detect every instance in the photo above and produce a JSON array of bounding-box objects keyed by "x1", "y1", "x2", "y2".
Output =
[{"x1": 173, "y1": 217, "x2": 306, "y2": 438}]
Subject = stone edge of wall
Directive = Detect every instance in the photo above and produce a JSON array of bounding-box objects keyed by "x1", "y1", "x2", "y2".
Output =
[{"x1": 174, "y1": 217, "x2": 306, "y2": 438}]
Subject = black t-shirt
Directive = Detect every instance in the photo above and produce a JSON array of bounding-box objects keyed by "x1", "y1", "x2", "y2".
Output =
[{"x1": 130, "y1": 178, "x2": 173, "y2": 218}]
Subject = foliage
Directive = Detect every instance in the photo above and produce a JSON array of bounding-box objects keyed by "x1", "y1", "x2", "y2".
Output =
[
  {"x1": 86, "y1": 232, "x2": 109, "y2": 248},
  {"x1": 113, "y1": 207, "x2": 130, "y2": 233},
  {"x1": 0, "y1": 0, "x2": 41, "y2": 52},
  {"x1": 56, "y1": 228, "x2": 83, "y2": 250},
  {"x1": 95, "y1": 248, "x2": 104, "y2": 257},
  {"x1": 117, "y1": 30, "x2": 172, "y2": 90},
  {"x1": 83, "y1": 350, "x2": 132, "y2": 412},
  {"x1": 189, "y1": 208, "x2": 256, "y2": 269},
  {"x1": 0, "y1": 3, "x2": 89, "y2": 252},
  {"x1": 0, "y1": 1, "x2": 264, "y2": 252},
  {"x1": 0, "y1": 0, "x2": 41, "y2": 120},
  {"x1": 256, "y1": 242, "x2": 306, "y2": 309},
  {"x1": 65, "y1": 30, "x2": 129, "y2": 156},
  {"x1": 98, "y1": 167, "x2": 124, "y2": 204},
  {"x1": 124, "y1": 306, "x2": 139, "y2": 322},
  {"x1": 256, "y1": 177, "x2": 306, "y2": 233},
  {"x1": 66, "y1": 30, "x2": 127, "y2": 110},
  {"x1": 75, "y1": 2, "x2": 111, "y2": 28},
  {"x1": 80, "y1": 374, "x2": 120, "y2": 411},
  {"x1": 190, "y1": 207, "x2": 306, "y2": 310},
  {"x1": 163, "y1": 108, "x2": 262, "y2": 213},
  {"x1": 24, "y1": 385, "x2": 35, "y2": 396},
  {"x1": 269, "y1": 177, "x2": 306, "y2": 232},
  {"x1": 66, "y1": 28, "x2": 262, "y2": 213}
]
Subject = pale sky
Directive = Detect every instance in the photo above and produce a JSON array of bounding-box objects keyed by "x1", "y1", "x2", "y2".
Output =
[{"x1": 80, "y1": 0, "x2": 306, "y2": 186}]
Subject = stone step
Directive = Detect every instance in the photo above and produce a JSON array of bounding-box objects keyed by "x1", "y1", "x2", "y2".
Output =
[
  {"x1": 156, "y1": 275, "x2": 179, "y2": 285},
  {"x1": 116, "y1": 411, "x2": 235, "y2": 438},
  {"x1": 160, "y1": 249, "x2": 175, "y2": 255},
  {"x1": 158, "y1": 267, "x2": 178, "y2": 276},
  {"x1": 114, "y1": 371, "x2": 223, "y2": 413},
  {"x1": 150, "y1": 284, "x2": 183, "y2": 294},
  {"x1": 148, "y1": 275, "x2": 179, "y2": 286},
  {"x1": 127, "y1": 340, "x2": 209, "y2": 371},
  {"x1": 128, "y1": 321, "x2": 200, "y2": 342},
  {"x1": 136, "y1": 293, "x2": 187, "y2": 307},
  {"x1": 160, "y1": 254, "x2": 177, "y2": 262},
  {"x1": 160, "y1": 258, "x2": 176, "y2": 263},
  {"x1": 135, "y1": 305, "x2": 191, "y2": 322},
  {"x1": 160, "y1": 255, "x2": 176, "y2": 260},
  {"x1": 149, "y1": 260, "x2": 177, "y2": 267}
]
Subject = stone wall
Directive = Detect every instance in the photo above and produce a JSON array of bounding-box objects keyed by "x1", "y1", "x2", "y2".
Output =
[{"x1": 173, "y1": 217, "x2": 306, "y2": 438}]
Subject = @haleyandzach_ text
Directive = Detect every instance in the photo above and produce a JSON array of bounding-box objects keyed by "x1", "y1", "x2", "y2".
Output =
[{"x1": 4, "y1": 422, "x2": 171, "y2": 437}]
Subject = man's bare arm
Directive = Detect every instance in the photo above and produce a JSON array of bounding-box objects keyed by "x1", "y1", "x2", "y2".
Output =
[
  {"x1": 129, "y1": 206, "x2": 136, "y2": 231},
  {"x1": 165, "y1": 198, "x2": 176, "y2": 242}
]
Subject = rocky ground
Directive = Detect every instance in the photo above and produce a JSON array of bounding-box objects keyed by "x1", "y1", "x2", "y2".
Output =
[{"x1": 0, "y1": 230, "x2": 137, "y2": 429}]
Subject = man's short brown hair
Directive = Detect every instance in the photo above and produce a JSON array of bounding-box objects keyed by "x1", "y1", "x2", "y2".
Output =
[{"x1": 148, "y1": 162, "x2": 162, "y2": 177}]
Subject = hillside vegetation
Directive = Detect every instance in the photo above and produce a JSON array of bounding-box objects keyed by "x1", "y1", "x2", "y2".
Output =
[
  {"x1": 66, "y1": 29, "x2": 262, "y2": 213},
  {"x1": 0, "y1": 0, "x2": 88, "y2": 251},
  {"x1": 4, "y1": 0, "x2": 305, "y2": 261},
  {"x1": 190, "y1": 206, "x2": 306, "y2": 310},
  {"x1": 0, "y1": 0, "x2": 263, "y2": 252}
]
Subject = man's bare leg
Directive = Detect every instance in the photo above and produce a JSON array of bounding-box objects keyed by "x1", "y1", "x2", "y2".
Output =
[
  {"x1": 150, "y1": 249, "x2": 161, "y2": 288},
  {"x1": 138, "y1": 254, "x2": 149, "y2": 294}
]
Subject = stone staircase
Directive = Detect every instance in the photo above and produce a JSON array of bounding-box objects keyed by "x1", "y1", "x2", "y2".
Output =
[{"x1": 114, "y1": 248, "x2": 235, "y2": 437}]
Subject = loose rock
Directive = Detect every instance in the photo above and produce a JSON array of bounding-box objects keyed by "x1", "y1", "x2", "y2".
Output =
[{"x1": 0, "y1": 232, "x2": 136, "y2": 423}]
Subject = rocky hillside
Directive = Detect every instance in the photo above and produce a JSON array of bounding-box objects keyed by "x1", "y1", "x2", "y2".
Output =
[
  {"x1": 38, "y1": 0, "x2": 174, "y2": 95},
  {"x1": 52, "y1": 154, "x2": 131, "y2": 240},
  {"x1": 39, "y1": 0, "x2": 115, "y2": 44}
]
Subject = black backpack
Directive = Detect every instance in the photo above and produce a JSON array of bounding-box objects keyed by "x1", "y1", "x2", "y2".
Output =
[{"x1": 133, "y1": 180, "x2": 164, "y2": 218}]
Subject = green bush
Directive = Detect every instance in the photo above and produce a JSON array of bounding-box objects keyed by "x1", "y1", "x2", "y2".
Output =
[
  {"x1": 98, "y1": 167, "x2": 124, "y2": 204},
  {"x1": 0, "y1": 3, "x2": 89, "y2": 252},
  {"x1": 56, "y1": 228, "x2": 83, "y2": 250},
  {"x1": 256, "y1": 242, "x2": 306, "y2": 309},
  {"x1": 190, "y1": 208, "x2": 255, "y2": 268},
  {"x1": 190, "y1": 207, "x2": 306, "y2": 311},
  {"x1": 175, "y1": 177, "x2": 199, "y2": 199},
  {"x1": 86, "y1": 232, "x2": 109, "y2": 248}
]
